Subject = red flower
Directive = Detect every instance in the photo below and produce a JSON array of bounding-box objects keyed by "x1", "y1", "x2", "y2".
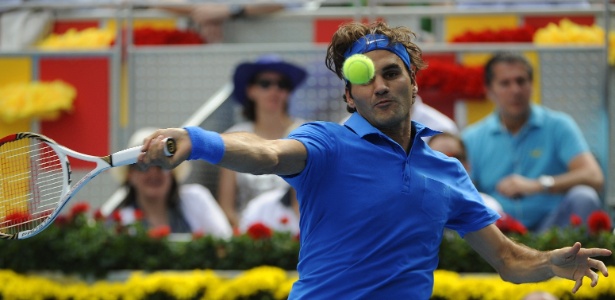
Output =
[
  {"x1": 3, "y1": 211, "x2": 32, "y2": 227},
  {"x1": 280, "y1": 216, "x2": 289, "y2": 225},
  {"x1": 133, "y1": 27, "x2": 203, "y2": 46},
  {"x1": 588, "y1": 210, "x2": 612, "y2": 235},
  {"x1": 416, "y1": 60, "x2": 486, "y2": 102},
  {"x1": 233, "y1": 226, "x2": 241, "y2": 236},
  {"x1": 70, "y1": 202, "x2": 90, "y2": 218},
  {"x1": 148, "y1": 225, "x2": 171, "y2": 239},
  {"x1": 495, "y1": 213, "x2": 527, "y2": 235},
  {"x1": 451, "y1": 25, "x2": 535, "y2": 43},
  {"x1": 134, "y1": 209, "x2": 144, "y2": 221},
  {"x1": 192, "y1": 230, "x2": 204, "y2": 239},
  {"x1": 35, "y1": 210, "x2": 52, "y2": 220},
  {"x1": 112, "y1": 210, "x2": 122, "y2": 223},
  {"x1": 569, "y1": 214, "x2": 582, "y2": 227},
  {"x1": 246, "y1": 222, "x2": 273, "y2": 240},
  {"x1": 54, "y1": 214, "x2": 69, "y2": 226},
  {"x1": 93, "y1": 209, "x2": 104, "y2": 221}
]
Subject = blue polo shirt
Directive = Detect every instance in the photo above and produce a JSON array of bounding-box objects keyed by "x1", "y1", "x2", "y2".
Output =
[
  {"x1": 461, "y1": 105, "x2": 589, "y2": 230},
  {"x1": 283, "y1": 113, "x2": 499, "y2": 299}
]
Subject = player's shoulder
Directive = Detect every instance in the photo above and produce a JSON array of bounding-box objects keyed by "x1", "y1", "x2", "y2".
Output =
[{"x1": 291, "y1": 121, "x2": 345, "y2": 134}]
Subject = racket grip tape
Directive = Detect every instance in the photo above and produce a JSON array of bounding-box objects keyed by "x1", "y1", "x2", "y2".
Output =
[{"x1": 162, "y1": 138, "x2": 176, "y2": 156}]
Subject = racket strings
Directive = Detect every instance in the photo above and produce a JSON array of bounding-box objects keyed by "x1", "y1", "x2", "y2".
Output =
[{"x1": 0, "y1": 138, "x2": 65, "y2": 234}]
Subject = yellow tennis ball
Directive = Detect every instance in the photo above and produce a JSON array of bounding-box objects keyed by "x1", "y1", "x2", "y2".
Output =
[{"x1": 343, "y1": 54, "x2": 375, "y2": 85}]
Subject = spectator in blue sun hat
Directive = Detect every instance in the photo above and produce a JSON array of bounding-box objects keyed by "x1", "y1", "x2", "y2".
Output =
[
  {"x1": 219, "y1": 54, "x2": 307, "y2": 229},
  {"x1": 231, "y1": 54, "x2": 307, "y2": 120}
]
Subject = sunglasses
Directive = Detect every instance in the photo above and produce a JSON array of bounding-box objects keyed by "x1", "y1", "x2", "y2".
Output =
[{"x1": 254, "y1": 79, "x2": 292, "y2": 90}]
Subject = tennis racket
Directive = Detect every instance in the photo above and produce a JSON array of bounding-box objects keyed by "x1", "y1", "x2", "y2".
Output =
[{"x1": 0, "y1": 132, "x2": 176, "y2": 239}]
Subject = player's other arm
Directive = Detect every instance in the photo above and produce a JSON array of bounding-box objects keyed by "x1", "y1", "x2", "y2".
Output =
[
  {"x1": 138, "y1": 126, "x2": 307, "y2": 176},
  {"x1": 464, "y1": 224, "x2": 611, "y2": 293}
]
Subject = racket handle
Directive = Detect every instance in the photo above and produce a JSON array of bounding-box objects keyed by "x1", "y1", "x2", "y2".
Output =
[{"x1": 163, "y1": 138, "x2": 176, "y2": 157}]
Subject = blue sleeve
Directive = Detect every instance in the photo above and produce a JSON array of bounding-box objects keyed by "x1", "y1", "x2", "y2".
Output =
[
  {"x1": 282, "y1": 122, "x2": 335, "y2": 188},
  {"x1": 445, "y1": 163, "x2": 500, "y2": 237}
]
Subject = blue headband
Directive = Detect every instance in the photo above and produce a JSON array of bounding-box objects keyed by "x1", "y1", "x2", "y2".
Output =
[{"x1": 343, "y1": 34, "x2": 412, "y2": 71}]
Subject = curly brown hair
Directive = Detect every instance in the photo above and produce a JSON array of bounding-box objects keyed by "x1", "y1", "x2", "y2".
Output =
[{"x1": 325, "y1": 21, "x2": 427, "y2": 113}]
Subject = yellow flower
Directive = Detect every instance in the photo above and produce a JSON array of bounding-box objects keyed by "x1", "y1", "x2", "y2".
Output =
[
  {"x1": 208, "y1": 266, "x2": 289, "y2": 300},
  {"x1": 534, "y1": 18, "x2": 605, "y2": 45},
  {"x1": 38, "y1": 28, "x2": 115, "y2": 50},
  {"x1": 1, "y1": 267, "x2": 614, "y2": 299},
  {"x1": 0, "y1": 80, "x2": 76, "y2": 123},
  {"x1": 274, "y1": 276, "x2": 298, "y2": 300}
]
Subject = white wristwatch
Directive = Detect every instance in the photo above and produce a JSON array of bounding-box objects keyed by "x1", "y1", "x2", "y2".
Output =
[{"x1": 538, "y1": 175, "x2": 555, "y2": 191}]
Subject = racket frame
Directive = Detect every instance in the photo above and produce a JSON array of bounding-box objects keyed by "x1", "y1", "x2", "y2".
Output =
[{"x1": 1, "y1": 132, "x2": 146, "y2": 239}]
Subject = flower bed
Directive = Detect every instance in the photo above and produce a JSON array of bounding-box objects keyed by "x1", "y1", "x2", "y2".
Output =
[
  {"x1": 1, "y1": 203, "x2": 612, "y2": 278},
  {"x1": 1, "y1": 266, "x2": 614, "y2": 300},
  {"x1": 37, "y1": 26, "x2": 203, "y2": 50}
]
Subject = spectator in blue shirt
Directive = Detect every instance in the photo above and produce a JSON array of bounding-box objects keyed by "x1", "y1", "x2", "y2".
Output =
[
  {"x1": 461, "y1": 52, "x2": 604, "y2": 233},
  {"x1": 137, "y1": 21, "x2": 611, "y2": 299}
]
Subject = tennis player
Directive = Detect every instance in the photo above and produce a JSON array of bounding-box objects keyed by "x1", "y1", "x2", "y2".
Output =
[{"x1": 138, "y1": 21, "x2": 611, "y2": 299}]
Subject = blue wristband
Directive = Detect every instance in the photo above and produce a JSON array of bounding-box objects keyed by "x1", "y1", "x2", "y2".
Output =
[{"x1": 183, "y1": 126, "x2": 225, "y2": 164}]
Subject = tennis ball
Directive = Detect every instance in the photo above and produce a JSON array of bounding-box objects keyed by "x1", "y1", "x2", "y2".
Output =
[{"x1": 343, "y1": 54, "x2": 375, "y2": 85}]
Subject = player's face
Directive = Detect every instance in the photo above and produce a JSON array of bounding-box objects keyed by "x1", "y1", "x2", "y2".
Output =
[
  {"x1": 247, "y1": 71, "x2": 291, "y2": 114},
  {"x1": 345, "y1": 50, "x2": 414, "y2": 131},
  {"x1": 487, "y1": 62, "x2": 532, "y2": 120},
  {"x1": 129, "y1": 166, "x2": 173, "y2": 200}
]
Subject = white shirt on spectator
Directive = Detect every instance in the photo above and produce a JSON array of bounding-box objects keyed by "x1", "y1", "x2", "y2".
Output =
[
  {"x1": 239, "y1": 187, "x2": 300, "y2": 236},
  {"x1": 412, "y1": 96, "x2": 459, "y2": 135}
]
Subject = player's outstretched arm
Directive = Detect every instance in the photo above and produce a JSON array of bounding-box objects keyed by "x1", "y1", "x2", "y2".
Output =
[
  {"x1": 138, "y1": 126, "x2": 307, "y2": 176},
  {"x1": 464, "y1": 224, "x2": 611, "y2": 293}
]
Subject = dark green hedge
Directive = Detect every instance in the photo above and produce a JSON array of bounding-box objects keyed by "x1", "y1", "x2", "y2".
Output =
[{"x1": 1, "y1": 212, "x2": 613, "y2": 278}]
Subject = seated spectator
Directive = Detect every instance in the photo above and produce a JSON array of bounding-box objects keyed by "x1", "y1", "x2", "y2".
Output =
[
  {"x1": 239, "y1": 186, "x2": 300, "y2": 236},
  {"x1": 218, "y1": 54, "x2": 307, "y2": 229},
  {"x1": 154, "y1": 2, "x2": 288, "y2": 43},
  {"x1": 413, "y1": 94, "x2": 459, "y2": 137},
  {"x1": 461, "y1": 51, "x2": 603, "y2": 233},
  {"x1": 111, "y1": 127, "x2": 232, "y2": 239}
]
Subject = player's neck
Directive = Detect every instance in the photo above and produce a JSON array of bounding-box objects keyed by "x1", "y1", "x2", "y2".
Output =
[{"x1": 380, "y1": 119, "x2": 413, "y2": 154}]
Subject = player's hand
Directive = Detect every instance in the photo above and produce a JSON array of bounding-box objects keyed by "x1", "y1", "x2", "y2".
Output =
[
  {"x1": 550, "y1": 242, "x2": 611, "y2": 293},
  {"x1": 138, "y1": 128, "x2": 192, "y2": 170}
]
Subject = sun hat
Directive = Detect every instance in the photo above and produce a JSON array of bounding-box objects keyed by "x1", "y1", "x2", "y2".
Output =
[
  {"x1": 231, "y1": 54, "x2": 307, "y2": 105},
  {"x1": 110, "y1": 127, "x2": 192, "y2": 184}
]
